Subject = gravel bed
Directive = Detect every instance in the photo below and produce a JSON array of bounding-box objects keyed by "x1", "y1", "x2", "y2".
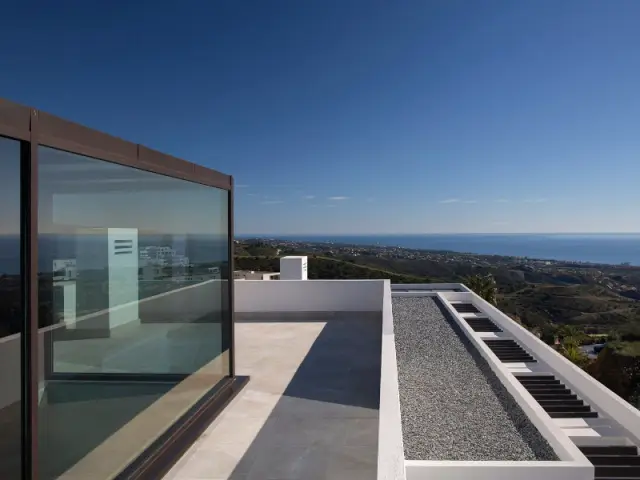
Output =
[{"x1": 393, "y1": 296, "x2": 557, "y2": 461}]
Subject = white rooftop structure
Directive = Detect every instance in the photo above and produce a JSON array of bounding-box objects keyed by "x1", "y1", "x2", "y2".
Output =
[{"x1": 279, "y1": 255, "x2": 308, "y2": 280}]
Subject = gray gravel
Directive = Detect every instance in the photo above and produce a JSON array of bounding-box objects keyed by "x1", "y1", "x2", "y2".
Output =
[{"x1": 393, "y1": 296, "x2": 557, "y2": 461}]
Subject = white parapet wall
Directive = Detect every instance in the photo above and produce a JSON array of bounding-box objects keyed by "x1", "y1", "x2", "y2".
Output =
[
  {"x1": 449, "y1": 289, "x2": 640, "y2": 446},
  {"x1": 378, "y1": 280, "x2": 407, "y2": 480},
  {"x1": 405, "y1": 461, "x2": 591, "y2": 480},
  {"x1": 391, "y1": 283, "x2": 471, "y2": 292},
  {"x1": 234, "y1": 279, "x2": 385, "y2": 312}
]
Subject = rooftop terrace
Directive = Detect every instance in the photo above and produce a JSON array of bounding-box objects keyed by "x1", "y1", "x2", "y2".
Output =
[
  {"x1": 163, "y1": 278, "x2": 640, "y2": 480},
  {"x1": 166, "y1": 312, "x2": 380, "y2": 479}
]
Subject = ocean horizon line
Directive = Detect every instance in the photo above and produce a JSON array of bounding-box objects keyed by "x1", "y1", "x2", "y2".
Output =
[
  {"x1": 236, "y1": 233, "x2": 640, "y2": 266},
  {"x1": 238, "y1": 232, "x2": 640, "y2": 237},
  {"x1": 0, "y1": 232, "x2": 638, "y2": 237}
]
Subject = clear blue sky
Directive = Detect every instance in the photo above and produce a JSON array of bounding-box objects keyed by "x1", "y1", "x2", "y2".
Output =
[{"x1": 2, "y1": 0, "x2": 639, "y2": 234}]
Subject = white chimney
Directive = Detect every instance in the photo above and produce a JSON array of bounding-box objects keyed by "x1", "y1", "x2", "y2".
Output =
[{"x1": 280, "y1": 256, "x2": 308, "y2": 280}]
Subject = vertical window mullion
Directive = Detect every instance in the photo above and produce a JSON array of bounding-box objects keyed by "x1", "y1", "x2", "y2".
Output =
[{"x1": 22, "y1": 110, "x2": 40, "y2": 480}]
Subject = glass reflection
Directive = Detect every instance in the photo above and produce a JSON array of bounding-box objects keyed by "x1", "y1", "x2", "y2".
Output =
[
  {"x1": 0, "y1": 136, "x2": 22, "y2": 479},
  {"x1": 37, "y1": 146, "x2": 230, "y2": 479}
]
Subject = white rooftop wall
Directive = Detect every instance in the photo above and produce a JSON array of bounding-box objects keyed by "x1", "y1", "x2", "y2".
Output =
[{"x1": 234, "y1": 279, "x2": 385, "y2": 312}]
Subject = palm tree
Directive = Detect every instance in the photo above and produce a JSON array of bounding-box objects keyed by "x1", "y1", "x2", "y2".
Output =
[
  {"x1": 463, "y1": 273, "x2": 498, "y2": 306},
  {"x1": 557, "y1": 325, "x2": 578, "y2": 341},
  {"x1": 560, "y1": 343, "x2": 591, "y2": 369}
]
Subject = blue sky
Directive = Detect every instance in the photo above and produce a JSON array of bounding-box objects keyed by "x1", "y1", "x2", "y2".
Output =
[{"x1": 1, "y1": 0, "x2": 640, "y2": 234}]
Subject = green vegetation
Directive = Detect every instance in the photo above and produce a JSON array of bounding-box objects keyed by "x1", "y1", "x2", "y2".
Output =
[
  {"x1": 464, "y1": 274, "x2": 498, "y2": 305},
  {"x1": 498, "y1": 284, "x2": 640, "y2": 332},
  {"x1": 606, "y1": 341, "x2": 640, "y2": 357},
  {"x1": 561, "y1": 343, "x2": 591, "y2": 369},
  {"x1": 234, "y1": 256, "x2": 279, "y2": 271},
  {"x1": 341, "y1": 254, "x2": 640, "y2": 336},
  {"x1": 235, "y1": 255, "x2": 432, "y2": 283},
  {"x1": 587, "y1": 344, "x2": 640, "y2": 407},
  {"x1": 235, "y1": 241, "x2": 280, "y2": 257}
]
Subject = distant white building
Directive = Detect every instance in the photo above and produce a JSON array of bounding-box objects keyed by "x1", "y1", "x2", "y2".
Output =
[
  {"x1": 53, "y1": 259, "x2": 77, "y2": 281},
  {"x1": 139, "y1": 245, "x2": 190, "y2": 268},
  {"x1": 234, "y1": 270, "x2": 280, "y2": 280},
  {"x1": 139, "y1": 245, "x2": 190, "y2": 281}
]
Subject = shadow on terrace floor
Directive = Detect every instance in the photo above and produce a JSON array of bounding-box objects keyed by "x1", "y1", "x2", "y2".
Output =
[{"x1": 231, "y1": 316, "x2": 381, "y2": 479}]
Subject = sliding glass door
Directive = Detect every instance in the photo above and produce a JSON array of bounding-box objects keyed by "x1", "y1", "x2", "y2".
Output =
[{"x1": 36, "y1": 146, "x2": 230, "y2": 479}]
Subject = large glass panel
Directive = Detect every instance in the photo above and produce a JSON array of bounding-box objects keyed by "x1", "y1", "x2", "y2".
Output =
[
  {"x1": 0, "y1": 136, "x2": 23, "y2": 479},
  {"x1": 37, "y1": 146, "x2": 230, "y2": 479}
]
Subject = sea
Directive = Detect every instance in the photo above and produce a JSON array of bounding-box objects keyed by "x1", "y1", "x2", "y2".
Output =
[
  {"x1": 0, "y1": 234, "x2": 228, "y2": 275},
  {"x1": 242, "y1": 234, "x2": 640, "y2": 267},
  {"x1": 2, "y1": 233, "x2": 640, "y2": 275}
]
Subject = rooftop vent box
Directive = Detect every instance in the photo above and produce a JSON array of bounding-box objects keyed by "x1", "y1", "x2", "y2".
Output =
[{"x1": 280, "y1": 255, "x2": 308, "y2": 280}]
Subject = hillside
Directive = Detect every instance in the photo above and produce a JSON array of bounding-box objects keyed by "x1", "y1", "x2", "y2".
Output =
[
  {"x1": 343, "y1": 255, "x2": 640, "y2": 331},
  {"x1": 498, "y1": 284, "x2": 640, "y2": 330},
  {"x1": 235, "y1": 255, "x2": 431, "y2": 284},
  {"x1": 340, "y1": 254, "x2": 561, "y2": 290}
]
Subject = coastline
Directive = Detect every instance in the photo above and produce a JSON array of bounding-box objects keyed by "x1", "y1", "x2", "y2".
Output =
[{"x1": 237, "y1": 233, "x2": 640, "y2": 267}]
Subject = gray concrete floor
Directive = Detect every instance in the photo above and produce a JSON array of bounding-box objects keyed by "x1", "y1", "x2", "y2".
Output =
[{"x1": 164, "y1": 313, "x2": 382, "y2": 480}]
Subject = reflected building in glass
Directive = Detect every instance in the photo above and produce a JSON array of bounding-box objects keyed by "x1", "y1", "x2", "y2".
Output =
[{"x1": 0, "y1": 98, "x2": 243, "y2": 479}]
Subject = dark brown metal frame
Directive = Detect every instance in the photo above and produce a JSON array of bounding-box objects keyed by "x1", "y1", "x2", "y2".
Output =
[
  {"x1": 0, "y1": 98, "x2": 232, "y2": 190},
  {"x1": 1, "y1": 98, "x2": 243, "y2": 479},
  {"x1": 116, "y1": 375, "x2": 249, "y2": 480}
]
